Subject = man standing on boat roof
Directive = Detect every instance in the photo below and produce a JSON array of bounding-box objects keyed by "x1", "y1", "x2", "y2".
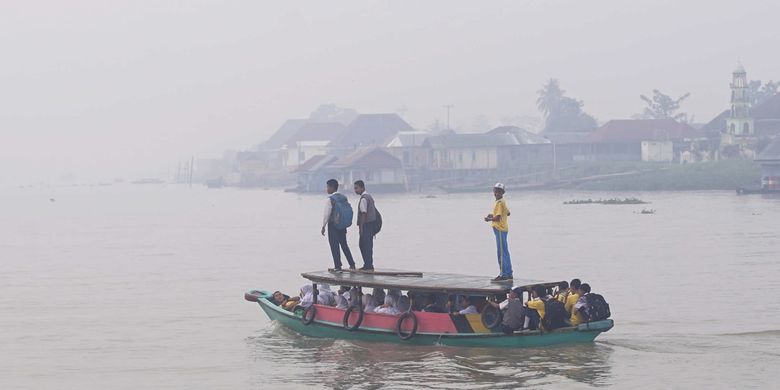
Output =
[
  {"x1": 484, "y1": 182, "x2": 513, "y2": 281},
  {"x1": 354, "y1": 180, "x2": 379, "y2": 271},
  {"x1": 321, "y1": 179, "x2": 356, "y2": 270}
]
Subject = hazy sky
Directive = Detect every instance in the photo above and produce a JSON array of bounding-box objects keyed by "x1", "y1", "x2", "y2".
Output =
[{"x1": 1, "y1": 0, "x2": 778, "y2": 184}]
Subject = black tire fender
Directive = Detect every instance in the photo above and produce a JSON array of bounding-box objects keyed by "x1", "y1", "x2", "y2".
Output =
[
  {"x1": 481, "y1": 304, "x2": 503, "y2": 329},
  {"x1": 343, "y1": 305, "x2": 364, "y2": 331},
  {"x1": 396, "y1": 312, "x2": 418, "y2": 340},
  {"x1": 301, "y1": 305, "x2": 317, "y2": 325}
]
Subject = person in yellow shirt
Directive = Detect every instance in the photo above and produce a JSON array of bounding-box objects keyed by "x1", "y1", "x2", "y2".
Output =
[
  {"x1": 567, "y1": 279, "x2": 584, "y2": 326},
  {"x1": 555, "y1": 281, "x2": 570, "y2": 303},
  {"x1": 521, "y1": 285, "x2": 549, "y2": 330},
  {"x1": 484, "y1": 183, "x2": 513, "y2": 281}
]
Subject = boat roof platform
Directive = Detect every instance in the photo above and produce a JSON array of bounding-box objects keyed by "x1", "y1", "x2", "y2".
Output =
[{"x1": 301, "y1": 269, "x2": 564, "y2": 295}]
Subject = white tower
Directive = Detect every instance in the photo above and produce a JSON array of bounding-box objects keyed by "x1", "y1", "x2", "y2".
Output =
[{"x1": 726, "y1": 64, "x2": 754, "y2": 136}]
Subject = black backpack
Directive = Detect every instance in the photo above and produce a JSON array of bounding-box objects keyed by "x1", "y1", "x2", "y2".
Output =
[
  {"x1": 374, "y1": 209, "x2": 383, "y2": 235},
  {"x1": 542, "y1": 299, "x2": 568, "y2": 330},
  {"x1": 585, "y1": 293, "x2": 611, "y2": 322}
]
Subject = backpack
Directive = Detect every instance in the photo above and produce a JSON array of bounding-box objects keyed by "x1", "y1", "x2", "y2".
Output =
[
  {"x1": 374, "y1": 209, "x2": 383, "y2": 235},
  {"x1": 329, "y1": 193, "x2": 353, "y2": 230},
  {"x1": 585, "y1": 293, "x2": 611, "y2": 322},
  {"x1": 542, "y1": 299, "x2": 569, "y2": 330},
  {"x1": 360, "y1": 194, "x2": 383, "y2": 235}
]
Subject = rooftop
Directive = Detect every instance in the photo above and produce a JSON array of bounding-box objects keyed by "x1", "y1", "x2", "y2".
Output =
[
  {"x1": 487, "y1": 126, "x2": 551, "y2": 144},
  {"x1": 333, "y1": 113, "x2": 414, "y2": 148},
  {"x1": 285, "y1": 122, "x2": 346, "y2": 145},
  {"x1": 262, "y1": 119, "x2": 308, "y2": 149},
  {"x1": 424, "y1": 133, "x2": 520, "y2": 148},
  {"x1": 587, "y1": 119, "x2": 703, "y2": 143},
  {"x1": 301, "y1": 269, "x2": 562, "y2": 294},
  {"x1": 330, "y1": 147, "x2": 403, "y2": 169}
]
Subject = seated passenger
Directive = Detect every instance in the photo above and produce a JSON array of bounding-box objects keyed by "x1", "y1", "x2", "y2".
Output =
[
  {"x1": 335, "y1": 294, "x2": 349, "y2": 309},
  {"x1": 574, "y1": 283, "x2": 591, "y2": 323},
  {"x1": 555, "y1": 281, "x2": 570, "y2": 303},
  {"x1": 566, "y1": 279, "x2": 583, "y2": 325},
  {"x1": 488, "y1": 287, "x2": 526, "y2": 334},
  {"x1": 374, "y1": 294, "x2": 401, "y2": 315},
  {"x1": 362, "y1": 294, "x2": 376, "y2": 313},
  {"x1": 409, "y1": 292, "x2": 425, "y2": 311},
  {"x1": 271, "y1": 291, "x2": 290, "y2": 306},
  {"x1": 298, "y1": 285, "x2": 314, "y2": 308},
  {"x1": 318, "y1": 284, "x2": 336, "y2": 306},
  {"x1": 372, "y1": 288, "x2": 386, "y2": 307},
  {"x1": 421, "y1": 295, "x2": 447, "y2": 313},
  {"x1": 525, "y1": 285, "x2": 548, "y2": 330},
  {"x1": 456, "y1": 295, "x2": 478, "y2": 315},
  {"x1": 398, "y1": 295, "x2": 411, "y2": 313}
]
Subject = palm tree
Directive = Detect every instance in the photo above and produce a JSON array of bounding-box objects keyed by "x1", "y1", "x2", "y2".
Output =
[
  {"x1": 639, "y1": 90, "x2": 690, "y2": 122},
  {"x1": 536, "y1": 79, "x2": 564, "y2": 118}
]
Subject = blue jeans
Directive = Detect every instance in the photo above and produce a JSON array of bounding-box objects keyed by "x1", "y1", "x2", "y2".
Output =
[{"x1": 493, "y1": 228, "x2": 513, "y2": 277}]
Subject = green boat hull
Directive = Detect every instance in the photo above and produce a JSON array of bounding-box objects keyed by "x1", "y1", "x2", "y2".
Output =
[{"x1": 252, "y1": 290, "x2": 613, "y2": 348}]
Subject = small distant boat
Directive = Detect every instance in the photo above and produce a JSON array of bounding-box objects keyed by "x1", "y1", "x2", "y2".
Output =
[
  {"x1": 245, "y1": 269, "x2": 613, "y2": 347},
  {"x1": 736, "y1": 187, "x2": 780, "y2": 195}
]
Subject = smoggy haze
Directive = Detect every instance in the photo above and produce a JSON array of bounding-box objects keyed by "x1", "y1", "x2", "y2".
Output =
[{"x1": 1, "y1": 0, "x2": 778, "y2": 185}]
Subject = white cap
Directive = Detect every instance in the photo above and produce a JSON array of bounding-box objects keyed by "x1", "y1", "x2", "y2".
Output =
[{"x1": 494, "y1": 182, "x2": 505, "y2": 190}]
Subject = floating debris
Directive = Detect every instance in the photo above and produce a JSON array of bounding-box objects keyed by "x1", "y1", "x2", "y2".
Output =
[
  {"x1": 639, "y1": 208, "x2": 655, "y2": 214},
  {"x1": 564, "y1": 197, "x2": 649, "y2": 205}
]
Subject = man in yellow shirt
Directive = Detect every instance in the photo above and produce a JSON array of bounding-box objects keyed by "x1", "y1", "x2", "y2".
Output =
[
  {"x1": 484, "y1": 183, "x2": 513, "y2": 281},
  {"x1": 525, "y1": 285, "x2": 547, "y2": 330},
  {"x1": 567, "y1": 279, "x2": 584, "y2": 326}
]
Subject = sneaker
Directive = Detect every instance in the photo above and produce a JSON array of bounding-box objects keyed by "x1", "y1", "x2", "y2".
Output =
[
  {"x1": 349, "y1": 265, "x2": 356, "y2": 270},
  {"x1": 359, "y1": 266, "x2": 375, "y2": 271},
  {"x1": 491, "y1": 275, "x2": 513, "y2": 282},
  {"x1": 333, "y1": 266, "x2": 342, "y2": 271}
]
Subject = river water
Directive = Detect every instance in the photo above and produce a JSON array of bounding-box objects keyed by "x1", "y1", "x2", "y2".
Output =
[{"x1": 1, "y1": 185, "x2": 778, "y2": 389}]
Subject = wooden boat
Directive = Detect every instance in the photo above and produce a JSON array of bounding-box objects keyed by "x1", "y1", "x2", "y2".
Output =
[
  {"x1": 736, "y1": 187, "x2": 780, "y2": 195},
  {"x1": 244, "y1": 269, "x2": 614, "y2": 348}
]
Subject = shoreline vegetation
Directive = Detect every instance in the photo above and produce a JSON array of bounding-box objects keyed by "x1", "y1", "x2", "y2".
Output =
[
  {"x1": 564, "y1": 197, "x2": 648, "y2": 205},
  {"x1": 438, "y1": 160, "x2": 761, "y2": 193},
  {"x1": 568, "y1": 160, "x2": 760, "y2": 191}
]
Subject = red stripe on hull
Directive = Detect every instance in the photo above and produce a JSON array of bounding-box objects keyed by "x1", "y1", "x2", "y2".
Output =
[{"x1": 312, "y1": 304, "x2": 459, "y2": 333}]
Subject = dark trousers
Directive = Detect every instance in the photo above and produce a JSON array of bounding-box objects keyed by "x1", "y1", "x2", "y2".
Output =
[
  {"x1": 358, "y1": 222, "x2": 376, "y2": 268},
  {"x1": 328, "y1": 223, "x2": 354, "y2": 269}
]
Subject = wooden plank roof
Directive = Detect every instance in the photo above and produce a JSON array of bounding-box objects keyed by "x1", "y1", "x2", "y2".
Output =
[{"x1": 300, "y1": 269, "x2": 562, "y2": 295}]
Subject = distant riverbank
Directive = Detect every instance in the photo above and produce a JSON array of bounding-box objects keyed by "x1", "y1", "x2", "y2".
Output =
[{"x1": 573, "y1": 160, "x2": 760, "y2": 191}]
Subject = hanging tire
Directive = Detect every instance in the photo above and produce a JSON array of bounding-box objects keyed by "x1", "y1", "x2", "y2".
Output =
[
  {"x1": 301, "y1": 306, "x2": 316, "y2": 325},
  {"x1": 343, "y1": 305, "x2": 364, "y2": 331},
  {"x1": 481, "y1": 305, "x2": 502, "y2": 329},
  {"x1": 396, "y1": 312, "x2": 418, "y2": 340}
]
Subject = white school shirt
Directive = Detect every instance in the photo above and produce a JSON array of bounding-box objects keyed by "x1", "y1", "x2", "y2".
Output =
[
  {"x1": 358, "y1": 191, "x2": 370, "y2": 213},
  {"x1": 322, "y1": 193, "x2": 337, "y2": 228}
]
